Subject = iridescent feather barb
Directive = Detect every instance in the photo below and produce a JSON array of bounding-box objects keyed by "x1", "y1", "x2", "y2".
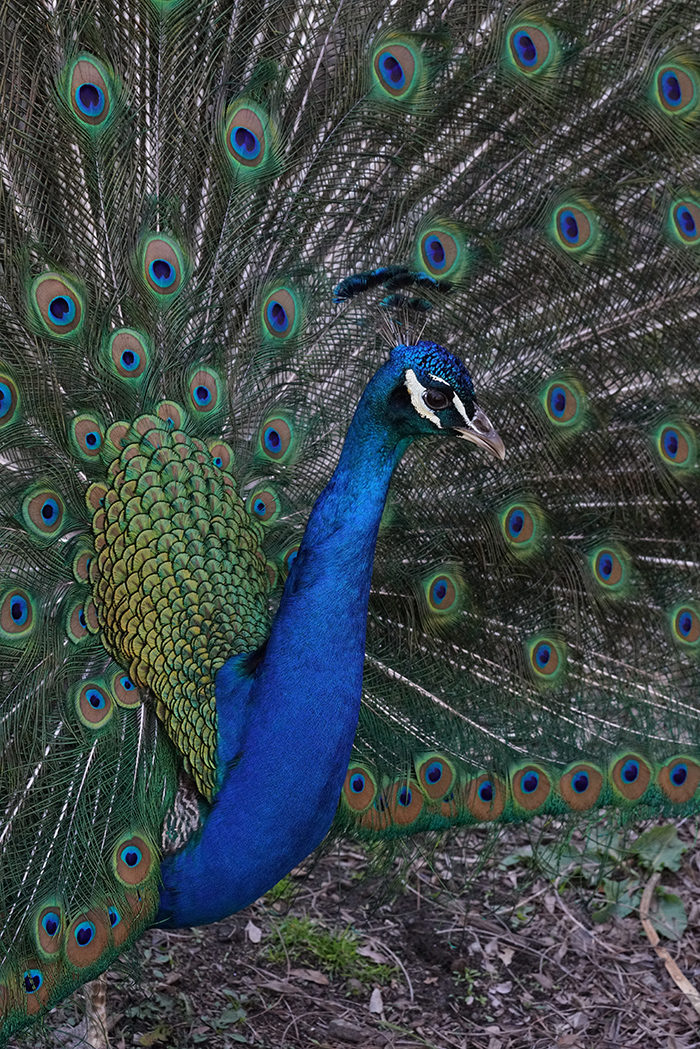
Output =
[{"x1": 1, "y1": 0, "x2": 699, "y2": 1042}]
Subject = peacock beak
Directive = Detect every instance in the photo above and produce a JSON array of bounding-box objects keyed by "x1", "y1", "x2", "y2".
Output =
[{"x1": 453, "y1": 406, "x2": 506, "y2": 460}]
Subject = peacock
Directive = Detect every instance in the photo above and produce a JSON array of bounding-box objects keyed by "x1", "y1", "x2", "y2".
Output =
[{"x1": 1, "y1": 0, "x2": 698, "y2": 1042}]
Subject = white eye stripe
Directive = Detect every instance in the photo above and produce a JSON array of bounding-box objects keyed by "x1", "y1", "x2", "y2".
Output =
[
  {"x1": 428, "y1": 373, "x2": 452, "y2": 387},
  {"x1": 405, "y1": 368, "x2": 442, "y2": 427},
  {"x1": 452, "y1": 390, "x2": 471, "y2": 426}
]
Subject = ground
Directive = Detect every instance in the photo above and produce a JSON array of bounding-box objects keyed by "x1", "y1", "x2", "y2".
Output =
[{"x1": 11, "y1": 818, "x2": 700, "y2": 1049}]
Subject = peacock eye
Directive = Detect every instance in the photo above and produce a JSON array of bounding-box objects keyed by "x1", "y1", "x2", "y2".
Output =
[{"x1": 422, "y1": 388, "x2": 451, "y2": 411}]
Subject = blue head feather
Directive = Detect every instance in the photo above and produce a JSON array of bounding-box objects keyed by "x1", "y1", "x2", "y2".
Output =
[{"x1": 391, "y1": 339, "x2": 476, "y2": 403}]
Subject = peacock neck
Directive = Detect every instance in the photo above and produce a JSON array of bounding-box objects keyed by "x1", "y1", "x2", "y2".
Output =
[{"x1": 158, "y1": 367, "x2": 410, "y2": 926}]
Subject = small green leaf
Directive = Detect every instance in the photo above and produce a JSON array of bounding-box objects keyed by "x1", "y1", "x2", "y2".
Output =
[
  {"x1": 631, "y1": 826, "x2": 686, "y2": 872},
  {"x1": 136, "y1": 1025, "x2": 173, "y2": 1047},
  {"x1": 652, "y1": 890, "x2": 688, "y2": 941},
  {"x1": 591, "y1": 879, "x2": 640, "y2": 922},
  {"x1": 500, "y1": 845, "x2": 533, "y2": 867},
  {"x1": 220, "y1": 1006, "x2": 247, "y2": 1025}
]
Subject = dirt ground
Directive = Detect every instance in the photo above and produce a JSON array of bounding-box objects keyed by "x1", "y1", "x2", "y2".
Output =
[{"x1": 11, "y1": 818, "x2": 700, "y2": 1049}]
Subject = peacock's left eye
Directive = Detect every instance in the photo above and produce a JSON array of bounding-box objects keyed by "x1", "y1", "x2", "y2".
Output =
[{"x1": 423, "y1": 388, "x2": 451, "y2": 410}]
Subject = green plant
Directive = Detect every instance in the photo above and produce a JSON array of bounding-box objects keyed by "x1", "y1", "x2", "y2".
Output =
[
  {"x1": 263, "y1": 917, "x2": 396, "y2": 985},
  {"x1": 502, "y1": 824, "x2": 690, "y2": 939}
]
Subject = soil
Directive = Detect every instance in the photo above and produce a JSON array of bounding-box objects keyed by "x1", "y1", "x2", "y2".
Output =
[{"x1": 11, "y1": 820, "x2": 700, "y2": 1049}]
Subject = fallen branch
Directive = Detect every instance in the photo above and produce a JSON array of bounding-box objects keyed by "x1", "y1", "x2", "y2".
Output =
[{"x1": 639, "y1": 872, "x2": 700, "y2": 1018}]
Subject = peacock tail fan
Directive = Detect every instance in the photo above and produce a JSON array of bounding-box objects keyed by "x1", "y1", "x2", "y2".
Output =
[{"x1": 1, "y1": 0, "x2": 698, "y2": 1041}]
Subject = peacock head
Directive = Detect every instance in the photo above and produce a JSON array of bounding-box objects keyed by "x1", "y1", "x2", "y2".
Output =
[{"x1": 385, "y1": 340, "x2": 505, "y2": 459}]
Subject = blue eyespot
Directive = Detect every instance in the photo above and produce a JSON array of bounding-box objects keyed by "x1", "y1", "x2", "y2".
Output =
[
  {"x1": 397, "y1": 787, "x2": 412, "y2": 807},
  {"x1": 10, "y1": 595, "x2": 29, "y2": 626},
  {"x1": 661, "y1": 70, "x2": 682, "y2": 107},
  {"x1": 86, "y1": 688, "x2": 106, "y2": 710},
  {"x1": 120, "y1": 675, "x2": 134, "y2": 691},
  {"x1": 78, "y1": 609, "x2": 87, "y2": 629},
  {"x1": 426, "y1": 761, "x2": 443, "y2": 784},
  {"x1": 120, "y1": 348, "x2": 140, "y2": 372},
  {"x1": 512, "y1": 30, "x2": 537, "y2": 67},
  {"x1": 592, "y1": 547, "x2": 626, "y2": 590},
  {"x1": 230, "y1": 125, "x2": 261, "y2": 161},
  {"x1": 426, "y1": 572, "x2": 459, "y2": 614},
  {"x1": 350, "y1": 774, "x2": 365, "y2": 793},
  {"x1": 262, "y1": 289, "x2": 297, "y2": 339},
  {"x1": 670, "y1": 200, "x2": 700, "y2": 245},
  {"x1": 108, "y1": 906, "x2": 122, "y2": 928},
  {"x1": 598, "y1": 554, "x2": 613, "y2": 580},
  {"x1": 266, "y1": 300, "x2": 288, "y2": 333},
  {"x1": 75, "y1": 82, "x2": 105, "y2": 117},
  {"x1": 558, "y1": 210, "x2": 580, "y2": 245},
  {"x1": 423, "y1": 234, "x2": 445, "y2": 269},
  {"x1": 248, "y1": 489, "x2": 280, "y2": 523},
  {"x1": 543, "y1": 380, "x2": 583, "y2": 428},
  {"x1": 42, "y1": 911, "x2": 60, "y2": 937},
  {"x1": 431, "y1": 579, "x2": 448, "y2": 605},
  {"x1": 48, "y1": 295, "x2": 77, "y2": 326},
  {"x1": 378, "y1": 51, "x2": 405, "y2": 89},
  {"x1": 621, "y1": 759, "x2": 639, "y2": 783},
  {"x1": 121, "y1": 845, "x2": 142, "y2": 868},
  {"x1": 522, "y1": 771, "x2": 539, "y2": 794},
  {"x1": 193, "y1": 384, "x2": 211, "y2": 407},
  {"x1": 670, "y1": 762, "x2": 688, "y2": 786},
  {"x1": 664, "y1": 429, "x2": 679, "y2": 458},
  {"x1": 373, "y1": 42, "x2": 420, "y2": 99},
  {"x1": 84, "y1": 429, "x2": 102, "y2": 450},
  {"x1": 264, "y1": 427, "x2": 281, "y2": 453},
  {"x1": 549, "y1": 386, "x2": 567, "y2": 417},
  {"x1": 478, "y1": 780, "x2": 494, "y2": 802},
  {"x1": 658, "y1": 424, "x2": 693, "y2": 468},
  {"x1": 208, "y1": 443, "x2": 231, "y2": 470},
  {"x1": 507, "y1": 509, "x2": 524, "y2": 537},
  {"x1": 23, "y1": 970, "x2": 43, "y2": 994},
  {"x1": 675, "y1": 205, "x2": 697, "y2": 239},
  {"x1": 503, "y1": 505, "x2": 537, "y2": 548},
  {"x1": 0, "y1": 381, "x2": 12, "y2": 420},
  {"x1": 535, "y1": 644, "x2": 551, "y2": 668},
  {"x1": 74, "y1": 920, "x2": 96, "y2": 947},
  {"x1": 40, "y1": 498, "x2": 60, "y2": 524},
  {"x1": 673, "y1": 607, "x2": 700, "y2": 644},
  {"x1": 571, "y1": 771, "x2": 589, "y2": 793},
  {"x1": 149, "y1": 259, "x2": 176, "y2": 289}
]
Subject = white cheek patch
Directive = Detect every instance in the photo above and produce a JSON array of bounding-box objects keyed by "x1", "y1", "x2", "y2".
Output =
[
  {"x1": 452, "y1": 390, "x2": 471, "y2": 427},
  {"x1": 405, "y1": 368, "x2": 442, "y2": 428}
]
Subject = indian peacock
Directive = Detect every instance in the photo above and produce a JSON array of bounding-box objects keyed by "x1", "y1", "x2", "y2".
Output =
[{"x1": 1, "y1": 0, "x2": 698, "y2": 1042}]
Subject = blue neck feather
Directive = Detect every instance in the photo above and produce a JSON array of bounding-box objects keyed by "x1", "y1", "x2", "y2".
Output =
[{"x1": 158, "y1": 362, "x2": 410, "y2": 926}]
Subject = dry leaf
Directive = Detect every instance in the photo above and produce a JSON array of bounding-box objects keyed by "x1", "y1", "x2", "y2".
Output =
[
  {"x1": 369, "y1": 987, "x2": 384, "y2": 1015},
  {"x1": 326, "y1": 1019, "x2": 367, "y2": 1044},
  {"x1": 357, "y1": 943, "x2": 388, "y2": 964},
  {"x1": 245, "y1": 920, "x2": 262, "y2": 943},
  {"x1": 258, "y1": 979, "x2": 299, "y2": 995},
  {"x1": 289, "y1": 968, "x2": 330, "y2": 986}
]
